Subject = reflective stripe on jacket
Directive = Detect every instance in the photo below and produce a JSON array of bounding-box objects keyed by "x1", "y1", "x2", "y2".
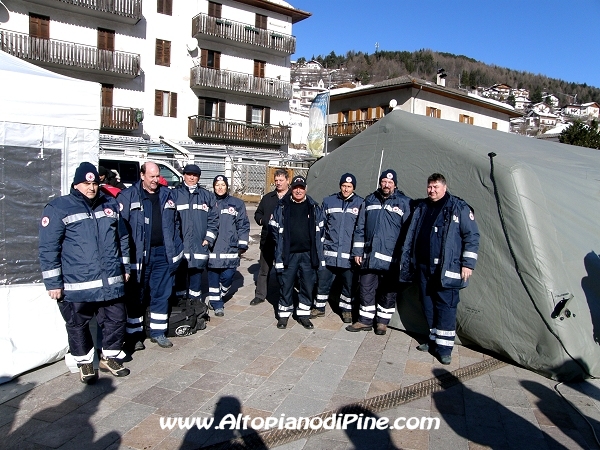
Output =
[
  {"x1": 321, "y1": 192, "x2": 364, "y2": 268},
  {"x1": 39, "y1": 188, "x2": 129, "y2": 302},
  {"x1": 208, "y1": 195, "x2": 250, "y2": 269}
]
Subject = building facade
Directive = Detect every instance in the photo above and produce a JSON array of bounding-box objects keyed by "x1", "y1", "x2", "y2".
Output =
[{"x1": 0, "y1": 0, "x2": 310, "y2": 153}]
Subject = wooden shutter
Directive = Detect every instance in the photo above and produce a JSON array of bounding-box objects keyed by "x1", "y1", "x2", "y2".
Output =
[
  {"x1": 170, "y1": 92, "x2": 177, "y2": 118},
  {"x1": 155, "y1": 39, "x2": 163, "y2": 65},
  {"x1": 208, "y1": 2, "x2": 221, "y2": 18},
  {"x1": 157, "y1": 0, "x2": 172, "y2": 15},
  {"x1": 376, "y1": 106, "x2": 384, "y2": 118},
  {"x1": 246, "y1": 105, "x2": 253, "y2": 123},
  {"x1": 263, "y1": 107, "x2": 270, "y2": 125},
  {"x1": 255, "y1": 14, "x2": 267, "y2": 29},
  {"x1": 198, "y1": 98, "x2": 206, "y2": 116},
  {"x1": 338, "y1": 112, "x2": 344, "y2": 123},
  {"x1": 155, "y1": 90, "x2": 163, "y2": 116},
  {"x1": 29, "y1": 14, "x2": 50, "y2": 39},
  {"x1": 459, "y1": 114, "x2": 464, "y2": 123},
  {"x1": 98, "y1": 28, "x2": 115, "y2": 51},
  {"x1": 426, "y1": 106, "x2": 431, "y2": 117},
  {"x1": 367, "y1": 108, "x2": 374, "y2": 120},
  {"x1": 492, "y1": 122, "x2": 498, "y2": 130},
  {"x1": 218, "y1": 100, "x2": 226, "y2": 119},
  {"x1": 163, "y1": 40, "x2": 171, "y2": 66},
  {"x1": 254, "y1": 60, "x2": 265, "y2": 78},
  {"x1": 214, "y1": 51, "x2": 220, "y2": 70},
  {"x1": 200, "y1": 48, "x2": 208, "y2": 68},
  {"x1": 469, "y1": 116, "x2": 474, "y2": 125},
  {"x1": 437, "y1": 109, "x2": 441, "y2": 119},
  {"x1": 101, "y1": 84, "x2": 113, "y2": 107}
]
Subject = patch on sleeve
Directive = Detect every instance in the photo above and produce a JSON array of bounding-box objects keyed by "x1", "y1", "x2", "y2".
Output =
[
  {"x1": 104, "y1": 208, "x2": 114, "y2": 217},
  {"x1": 41, "y1": 216, "x2": 50, "y2": 227}
]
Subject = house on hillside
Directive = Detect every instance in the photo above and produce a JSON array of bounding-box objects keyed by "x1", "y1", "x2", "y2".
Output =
[
  {"x1": 542, "y1": 93, "x2": 560, "y2": 109},
  {"x1": 562, "y1": 103, "x2": 600, "y2": 119},
  {"x1": 514, "y1": 96, "x2": 531, "y2": 111},
  {"x1": 0, "y1": 0, "x2": 310, "y2": 154},
  {"x1": 532, "y1": 103, "x2": 552, "y2": 115},
  {"x1": 481, "y1": 83, "x2": 512, "y2": 101},
  {"x1": 326, "y1": 76, "x2": 521, "y2": 152}
]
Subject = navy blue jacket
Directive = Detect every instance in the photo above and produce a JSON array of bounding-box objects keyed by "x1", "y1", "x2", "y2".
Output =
[
  {"x1": 116, "y1": 181, "x2": 184, "y2": 281},
  {"x1": 270, "y1": 195, "x2": 323, "y2": 272},
  {"x1": 171, "y1": 183, "x2": 219, "y2": 269},
  {"x1": 39, "y1": 188, "x2": 129, "y2": 303},
  {"x1": 208, "y1": 194, "x2": 250, "y2": 269},
  {"x1": 400, "y1": 194, "x2": 479, "y2": 288},
  {"x1": 321, "y1": 192, "x2": 364, "y2": 269},
  {"x1": 351, "y1": 188, "x2": 411, "y2": 271}
]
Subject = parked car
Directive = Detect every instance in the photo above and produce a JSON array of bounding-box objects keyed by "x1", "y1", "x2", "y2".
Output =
[{"x1": 99, "y1": 157, "x2": 183, "y2": 187}]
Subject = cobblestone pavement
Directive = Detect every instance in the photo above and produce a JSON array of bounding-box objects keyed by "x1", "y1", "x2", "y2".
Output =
[{"x1": 1, "y1": 205, "x2": 599, "y2": 449}]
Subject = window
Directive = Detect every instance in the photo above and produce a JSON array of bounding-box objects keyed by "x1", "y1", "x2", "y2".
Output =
[
  {"x1": 101, "y1": 84, "x2": 113, "y2": 107},
  {"x1": 459, "y1": 114, "x2": 474, "y2": 125},
  {"x1": 246, "y1": 105, "x2": 270, "y2": 124},
  {"x1": 492, "y1": 122, "x2": 498, "y2": 130},
  {"x1": 208, "y1": 1, "x2": 221, "y2": 18},
  {"x1": 338, "y1": 111, "x2": 349, "y2": 123},
  {"x1": 253, "y1": 60, "x2": 265, "y2": 78},
  {"x1": 198, "y1": 97, "x2": 226, "y2": 119},
  {"x1": 29, "y1": 13, "x2": 49, "y2": 39},
  {"x1": 154, "y1": 90, "x2": 177, "y2": 117},
  {"x1": 157, "y1": 0, "x2": 172, "y2": 15},
  {"x1": 426, "y1": 106, "x2": 441, "y2": 118},
  {"x1": 155, "y1": 39, "x2": 171, "y2": 66},
  {"x1": 98, "y1": 28, "x2": 115, "y2": 51},
  {"x1": 255, "y1": 14, "x2": 267, "y2": 29},
  {"x1": 200, "y1": 49, "x2": 220, "y2": 69}
]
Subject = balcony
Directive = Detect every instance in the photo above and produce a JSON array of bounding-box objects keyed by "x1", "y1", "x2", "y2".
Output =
[
  {"x1": 101, "y1": 106, "x2": 141, "y2": 131},
  {"x1": 190, "y1": 66, "x2": 292, "y2": 100},
  {"x1": 25, "y1": 0, "x2": 142, "y2": 24},
  {"x1": 0, "y1": 29, "x2": 140, "y2": 78},
  {"x1": 192, "y1": 13, "x2": 296, "y2": 55},
  {"x1": 188, "y1": 116, "x2": 290, "y2": 146},
  {"x1": 328, "y1": 119, "x2": 379, "y2": 137}
]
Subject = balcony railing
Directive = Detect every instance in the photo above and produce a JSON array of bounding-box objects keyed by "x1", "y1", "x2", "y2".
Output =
[
  {"x1": 328, "y1": 119, "x2": 379, "y2": 137},
  {"x1": 192, "y1": 13, "x2": 296, "y2": 54},
  {"x1": 101, "y1": 106, "x2": 141, "y2": 131},
  {"x1": 190, "y1": 66, "x2": 292, "y2": 100},
  {"x1": 0, "y1": 29, "x2": 140, "y2": 78},
  {"x1": 188, "y1": 116, "x2": 290, "y2": 146},
  {"x1": 26, "y1": 0, "x2": 142, "y2": 22}
]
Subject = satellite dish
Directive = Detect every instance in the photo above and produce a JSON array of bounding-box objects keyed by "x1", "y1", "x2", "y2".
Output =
[
  {"x1": 186, "y1": 38, "x2": 198, "y2": 52},
  {"x1": 0, "y1": 0, "x2": 10, "y2": 24}
]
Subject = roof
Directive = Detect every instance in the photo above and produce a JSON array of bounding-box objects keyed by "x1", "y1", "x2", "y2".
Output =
[
  {"x1": 330, "y1": 75, "x2": 521, "y2": 117},
  {"x1": 234, "y1": 0, "x2": 311, "y2": 23}
]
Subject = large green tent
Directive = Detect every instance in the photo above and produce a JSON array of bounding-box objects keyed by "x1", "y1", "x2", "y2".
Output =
[{"x1": 307, "y1": 109, "x2": 600, "y2": 381}]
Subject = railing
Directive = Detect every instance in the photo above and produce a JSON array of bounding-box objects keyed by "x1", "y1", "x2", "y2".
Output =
[
  {"x1": 327, "y1": 119, "x2": 379, "y2": 137},
  {"x1": 188, "y1": 116, "x2": 290, "y2": 145},
  {"x1": 191, "y1": 13, "x2": 296, "y2": 54},
  {"x1": 30, "y1": 0, "x2": 142, "y2": 20},
  {"x1": 101, "y1": 106, "x2": 140, "y2": 131},
  {"x1": 0, "y1": 29, "x2": 140, "y2": 77},
  {"x1": 190, "y1": 66, "x2": 292, "y2": 100}
]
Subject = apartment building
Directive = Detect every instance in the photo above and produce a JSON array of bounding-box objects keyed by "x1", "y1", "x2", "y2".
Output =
[{"x1": 0, "y1": 0, "x2": 310, "y2": 153}]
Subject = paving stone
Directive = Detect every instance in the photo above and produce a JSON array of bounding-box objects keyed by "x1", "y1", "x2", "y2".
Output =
[
  {"x1": 97, "y1": 401, "x2": 156, "y2": 434},
  {"x1": 274, "y1": 393, "x2": 329, "y2": 417},
  {"x1": 55, "y1": 425, "x2": 121, "y2": 450},
  {"x1": 343, "y1": 362, "x2": 377, "y2": 383},
  {"x1": 493, "y1": 387, "x2": 533, "y2": 409},
  {"x1": 366, "y1": 380, "x2": 403, "y2": 399},
  {"x1": 230, "y1": 372, "x2": 267, "y2": 389},
  {"x1": 155, "y1": 387, "x2": 216, "y2": 417},
  {"x1": 180, "y1": 357, "x2": 220, "y2": 374},
  {"x1": 120, "y1": 413, "x2": 172, "y2": 449},
  {"x1": 291, "y1": 362, "x2": 347, "y2": 399},
  {"x1": 244, "y1": 381, "x2": 294, "y2": 412},
  {"x1": 131, "y1": 386, "x2": 179, "y2": 408},
  {"x1": 190, "y1": 371, "x2": 235, "y2": 393},
  {"x1": 155, "y1": 369, "x2": 203, "y2": 392},
  {"x1": 292, "y1": 345, "x2": 324, "y2": 361},
  {"x1": 243, "y1": 355, "x2": 285, "y2": 377},
  {"x1": 316, "y1": 339, "x2": 361, "y2": 366},
  {"x1": 334, "y1": 379, "x2": 370, "y2": 400}
]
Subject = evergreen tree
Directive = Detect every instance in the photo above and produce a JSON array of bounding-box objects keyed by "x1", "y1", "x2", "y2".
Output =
[{"x1": 559, "y1": 120, "x2": 600, "y2": 149}]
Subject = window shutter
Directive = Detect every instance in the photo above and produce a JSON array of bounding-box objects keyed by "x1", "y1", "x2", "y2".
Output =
[
  {"x1": 338, "y1": 112, "x2": 343, "y2": 123},
  {"x1": 209, "y1": 2, "x2": 221, "y2": 18},
  {"x1": 246, "y1": 105, "x2": 252, "y2": 123},
  {"x1": 218, "y1": 100, "x2": 226, "y2": 119},
  {"x1": 200, "y1": 48, "x2": 208, "y2": 68},
  {"x1": 253, "y1": 60, "x2": 259, "y2": 77},
  {"x1": 376, "y1": 106, "x2": 384, "y2": 118},
  {"x1": 426, "y1": 106, "x2": 431, "y2": 116},
  {"x1": 157, "y1": 0, "x2": 163, "y2": 13},
  {"x1": 198, "y1": 98, "x2": 206, "y2": 116},
  {"x1": 459, "y1": 114, "x2": 464, "y2": 123},
  {"x1": 164, "y1": 40, "x2": 171, "y2": 66},
  {"x1": 469, "y1": 116, "x2": 474, "y2": 125},
  {"x1": 155, "y1": 90, "x2": 163, "y2": 116},
  {"x1": 170, "y1": 92, "x2": 177, "y2": 118},
  {"x1": 214, "y1": 52, "x2": 220, "y2": 70},
  {"x1": 101, "y1": 85, "x2": 113, "y2": 107},
  {"x1": 367, "y1": 108, "x2": 373, "y2": 120},
  {"x1": 155, "y1": 39, "x2": 163, "y2": 65},
  {"x1": 165, "y1": 0, "x2": 172, "y2": 15},
  {"x1": 98, "y1": 29, "x2": 115, "y2": 51},
  {"x1": 437, "y1": 109, "x2": 441, "y2": 119},
  {"x1": 30, "y1": 14, "x2": 50, "y2": 39},
  {"x1": 255, "y1": 14, "x2": 267, "y2": 29},
  {"x1": 263, "y1": 107, "x2": 270, "y2": 125},
  {"x1": 492, "y1": 122, "x2": 498, "y2": 130},
  {"x1": 40, "y1": 17, "x2": 50, "y2": 39}
]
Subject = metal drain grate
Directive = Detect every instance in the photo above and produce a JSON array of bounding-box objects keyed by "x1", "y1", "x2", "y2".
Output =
[{"x1": 200, "y1": 357, "x2": 507, "y2": 450}]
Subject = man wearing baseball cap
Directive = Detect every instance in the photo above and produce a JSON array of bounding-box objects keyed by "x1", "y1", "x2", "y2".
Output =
[
  {"x1": 39, "y1": 162, "x2": 131, "y2": 383},
  {"x1": 347, "y1": 169, "x2": 411, "y2": 336},
  {"x1": 313, "y1": 173, "x2": 363, "y2": 323},
  {"x1": 270, "y1": 175, "x2": 323, "y2": 329}
]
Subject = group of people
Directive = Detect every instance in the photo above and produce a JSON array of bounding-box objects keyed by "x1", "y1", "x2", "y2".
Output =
[
  {"x1": 252, "y1": 168, "x2": 479, "y2": 366},
  {"x1": 38, "y1": 161, "x2": 479, "y2": 385},
  {"x1": 39, "y1": 161, "x2": 249, "y2": 384}
]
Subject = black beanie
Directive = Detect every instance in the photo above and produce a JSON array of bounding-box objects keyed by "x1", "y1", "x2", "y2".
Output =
[
  {"x1": 379, "y1": 169, "x2": 397, "y2": 186},
  {"x1": 213, "y1": 174, "x2": 229, "y2": 188},
  {"x1": 73, "y1": 162, "x2": 99, "y2": 185},
  {"x1": 339, "y1": 173, "x2": 356, "y2": 189}
]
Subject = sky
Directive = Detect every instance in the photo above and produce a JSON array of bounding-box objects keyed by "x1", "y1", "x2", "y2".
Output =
[{"x1": 290, "y1": 0, "x2": 600, "y2": 89}]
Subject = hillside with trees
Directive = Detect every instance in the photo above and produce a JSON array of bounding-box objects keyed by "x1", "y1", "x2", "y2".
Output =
[{"x1": 296, "y1": 49, "x2": 600, "y2": 106}]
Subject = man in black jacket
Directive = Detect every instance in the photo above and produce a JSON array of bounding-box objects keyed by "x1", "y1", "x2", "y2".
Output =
[{"x1": 251, "y1": 168, "x2": 289, "y2": 305}]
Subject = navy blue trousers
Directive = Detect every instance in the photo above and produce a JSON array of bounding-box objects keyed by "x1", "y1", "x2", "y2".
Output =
[
  {"x1": 277, "y1": 252, "x2": 316, "y2": 318},
  {"x1": 207, "y1": 267, "x2": 236, "y2": 310},
  {"x1": 418, "y1": 264, "x2": 460, "y2": 356},
  {"x1": 175, "y1": 258, "x2": 203, "y2": 301},
  {"x1": 58, "y1": 299, "x2": 126, "y2": 363},
  {"x1": 316, "y1": 265, "x2": 354, "y2": 312},
  {"x1": 357, "y1": 269, "x2": 397, "y2": 326}
]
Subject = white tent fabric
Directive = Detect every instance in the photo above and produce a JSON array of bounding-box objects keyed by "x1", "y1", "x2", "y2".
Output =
[
  {"x1": 0, "y1": 50, "x2": 100, "y2": 383},
  {"x1": 307, "y1": 109, "x2": 600, "y2": 381}
]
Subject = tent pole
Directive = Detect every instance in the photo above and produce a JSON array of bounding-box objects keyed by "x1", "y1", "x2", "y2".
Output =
[{"x1": 377, "y1": 149, "x2": 384, "y2": 189}]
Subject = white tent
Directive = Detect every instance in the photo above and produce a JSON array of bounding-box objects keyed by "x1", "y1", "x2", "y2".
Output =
[{"x1": 0, "y1": 50, "x2": 100, "y2": 383}]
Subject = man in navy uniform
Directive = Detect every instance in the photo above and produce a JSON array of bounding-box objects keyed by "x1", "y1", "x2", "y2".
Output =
[
  {"x1": 313, "y1": 173, "x2": 363, "y2": 323},
  {"x1": 39, "y1": 162, "x2": 130, "y2": 383},
  {"x1": 117, "y1": 162, "x2": 184, "y2": 349},
  {"x1": 400, "y1": 173, "x2": 479, "y2": 364},
  {"x1": 347, "y1": 169, "x2": 411, "y2": 336}
]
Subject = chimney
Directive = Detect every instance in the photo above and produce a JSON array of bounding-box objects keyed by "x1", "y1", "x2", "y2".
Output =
[{"x1": 436, "y1": 68, "x2": 447, "y2": 87}]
